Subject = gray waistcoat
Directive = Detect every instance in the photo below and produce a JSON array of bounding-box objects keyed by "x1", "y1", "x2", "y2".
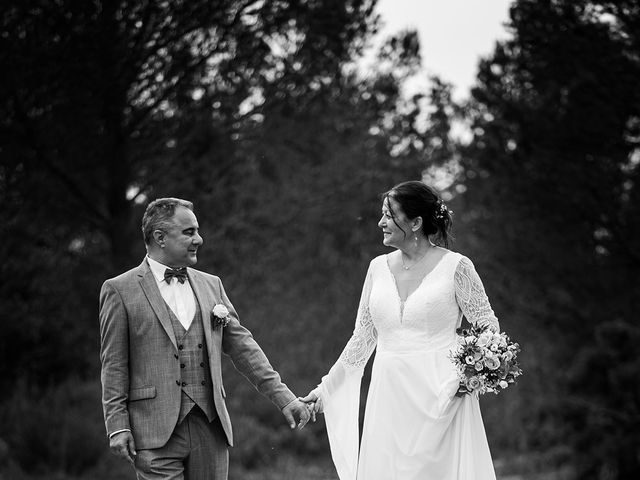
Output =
[{"x1": 166, "y1": 301, "x2": 216, "y2": 424}]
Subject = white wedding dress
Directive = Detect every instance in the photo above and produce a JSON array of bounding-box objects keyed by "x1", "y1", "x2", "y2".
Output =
[{"x1": 317, "y1": 251, "x2": 499, "y2": 480}]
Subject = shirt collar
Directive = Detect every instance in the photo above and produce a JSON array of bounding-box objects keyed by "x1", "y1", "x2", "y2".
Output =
[{"x1": 146, "y1": 255, "x2": 173, "y2": 284}]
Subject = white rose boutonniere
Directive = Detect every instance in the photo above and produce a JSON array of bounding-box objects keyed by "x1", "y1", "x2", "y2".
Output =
[{"x1": 212, "y1": 304, "x2": 231, "y2": 329}]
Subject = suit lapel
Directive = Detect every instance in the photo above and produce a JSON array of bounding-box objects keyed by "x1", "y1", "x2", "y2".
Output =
[
  {"x1": 188, "y1": 269, "x2": 220, "y2": 357},
  {"x1": 137, "y1": 260, "x2": 178, "y2": 351}
]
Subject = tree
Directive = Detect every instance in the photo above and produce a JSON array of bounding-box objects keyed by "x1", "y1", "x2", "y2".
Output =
[
  {"x1": 0, "y1": 0, "x2": 386, "y2": 390},
  {"x1": 1, "y1": 1, "x2": 459, "y2": 473},
  {"x1": 1, "y1": 1, "x2": 462, "y2": 476},
  {"x1": 459, "y1": 0, "x2": 640, "y2": 476}
]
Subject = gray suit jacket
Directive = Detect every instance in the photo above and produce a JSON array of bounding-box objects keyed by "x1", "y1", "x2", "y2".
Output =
[{"x1": 99, "y1": 259, "x2": 296, "y2": 449}]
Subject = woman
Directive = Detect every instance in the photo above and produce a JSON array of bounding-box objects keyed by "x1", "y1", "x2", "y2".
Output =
[{"x1": 301, "y1": 181, "x2": 499, "y2": 480}]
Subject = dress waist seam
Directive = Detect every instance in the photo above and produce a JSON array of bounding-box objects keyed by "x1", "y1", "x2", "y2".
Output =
[{"x1": 376, "y1": 345, "x2": 454, "y2": 356}]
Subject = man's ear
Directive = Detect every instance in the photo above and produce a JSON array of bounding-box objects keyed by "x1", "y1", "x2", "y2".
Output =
[{"x1": 152, "y1": 229, "x2": 165, "y2": 248}]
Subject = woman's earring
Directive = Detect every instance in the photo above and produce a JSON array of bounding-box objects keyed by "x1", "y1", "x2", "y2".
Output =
[{"x1": 414, "y1": 233, "x2": 418, "y2": 248}]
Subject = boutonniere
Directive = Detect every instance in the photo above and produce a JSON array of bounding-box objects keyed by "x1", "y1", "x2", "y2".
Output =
[{"x1": 211, "y1": 304, "x2": 231, "y2": 329}]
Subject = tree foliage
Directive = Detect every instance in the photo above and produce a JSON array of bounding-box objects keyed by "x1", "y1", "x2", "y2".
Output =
[
  {"x1": 460, "y1": 0, "x2": 640, "y2": 477},
  {"x1": 6, "y1": 0, "x2": 638, "y2": 477},
  {"x1": 0, "y1": 0, "x2": 386, "y2": 387},
  {"x1": 0, "y1": 2, "x2": 447, "y2": 475}
]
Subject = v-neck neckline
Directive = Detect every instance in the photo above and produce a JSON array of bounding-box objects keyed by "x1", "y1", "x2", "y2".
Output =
[{"x1": 385, "y1": 250, "x2": 450, "y2": 305}]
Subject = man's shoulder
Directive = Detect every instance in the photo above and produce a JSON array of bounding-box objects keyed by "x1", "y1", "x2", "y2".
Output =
[
  {"x1": 103, "y1": 262, "x2": 145, "y2": 288},
  {"x1": 187, "y1": 266, "x2": 221, "y2": 284}
]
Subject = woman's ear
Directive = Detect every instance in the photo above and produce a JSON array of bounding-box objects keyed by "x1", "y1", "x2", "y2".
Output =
[{"x1": 412, "y1": 216, "x2": 423, "y2": 233}]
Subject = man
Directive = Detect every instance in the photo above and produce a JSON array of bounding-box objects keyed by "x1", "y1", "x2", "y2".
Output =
[{"x1": 99, "y1": 198, "x2": 310, "y2": 479}]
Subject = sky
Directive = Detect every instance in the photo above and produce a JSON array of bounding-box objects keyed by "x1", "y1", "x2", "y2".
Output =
[{"x1": 372, "y1": 0, "x2": 514, "y2": 101}]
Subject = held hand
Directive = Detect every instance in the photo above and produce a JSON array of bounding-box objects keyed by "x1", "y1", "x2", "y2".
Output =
[
  {"x1": 109, "y1": 431, "x2": 136, "y2": 465},
  {"x1": 299, "y1": 388, "x2": 324, "y2": 420},
  {"x1": 282, "y1": 398, "x2": 311, "y2": 430}
]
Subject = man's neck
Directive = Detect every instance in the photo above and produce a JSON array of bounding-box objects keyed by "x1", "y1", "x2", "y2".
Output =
[{"x1": 147, "y1": 252, "x2": 184, "y2": 269}]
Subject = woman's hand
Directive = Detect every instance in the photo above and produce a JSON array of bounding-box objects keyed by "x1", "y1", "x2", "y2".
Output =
[{"x1": 299, "y1": 388, "x2": 324, "y2": 422}]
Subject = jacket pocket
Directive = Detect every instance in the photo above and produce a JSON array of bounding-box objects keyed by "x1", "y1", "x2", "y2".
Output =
[
  {"x1": 220, "y1": 385, "x2": 226, "y2": 398},
  {"x1": 129, "y1": 386, "x2": 157, "y2": 401}
]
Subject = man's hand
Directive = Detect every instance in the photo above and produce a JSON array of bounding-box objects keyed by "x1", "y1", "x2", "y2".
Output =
[
  {"x1": 109, "y1": 431, "x2": 137, "y2": 465},
  {"x1": 282, "y1": 398, "x2": 311, "y2": 430}
]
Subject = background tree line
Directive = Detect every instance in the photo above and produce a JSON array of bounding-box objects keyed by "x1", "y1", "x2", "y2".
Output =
[{"x1": 1, "y1": 0, "x2": 638, "y2": 478}]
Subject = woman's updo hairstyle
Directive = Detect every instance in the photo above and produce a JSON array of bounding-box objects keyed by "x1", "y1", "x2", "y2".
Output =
[{"x1": 383, "y1": 180, "x2": 453, "y2": 247}]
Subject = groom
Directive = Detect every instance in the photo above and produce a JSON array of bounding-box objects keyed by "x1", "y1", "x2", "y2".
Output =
[{"x1": 99, "y1": 197, "x2": 310, "y2": 479}]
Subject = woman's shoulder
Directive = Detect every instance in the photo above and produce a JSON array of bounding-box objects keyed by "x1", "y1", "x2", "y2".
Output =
[
  {"x1": 442, "y1": 250, "x2": 484, "y2": 276},
  {"x1": 366, "y1": 249, "x2": 471, "y2": 269},
  {"x1": 369, "y1": 253, "x2": 390, "y2": 269},
  {"x1": 436, "y1": 248, "x2": 472, "y2": 273},
  {"x1": 435, "y1": 247, "x2": 464, "y2": 262},
  {"x1": 368, "y1": 248, "x2": 466, "y2": 268}
]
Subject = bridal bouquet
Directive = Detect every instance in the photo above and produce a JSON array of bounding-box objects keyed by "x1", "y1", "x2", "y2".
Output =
[{"x1": 449, "y1": 324, "x2": 522, "y2": 396}]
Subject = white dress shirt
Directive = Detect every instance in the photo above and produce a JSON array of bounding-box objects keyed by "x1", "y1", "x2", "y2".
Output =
[{"x1": 147, "y1": 255, "x2": 196, "y2": 330}]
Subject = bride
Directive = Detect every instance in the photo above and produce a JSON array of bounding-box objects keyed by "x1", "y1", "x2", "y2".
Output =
[{"x1": 301, "y1": 181, "x2": 499, "y2": 480}]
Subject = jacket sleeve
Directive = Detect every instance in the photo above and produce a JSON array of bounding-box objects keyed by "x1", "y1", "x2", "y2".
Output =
[
  {"x1": 217, "y1": 278, "x2": 296, "y2": 410},
  {"x1": 99, "y1": 280, "x2": 131, "y2": 436}
]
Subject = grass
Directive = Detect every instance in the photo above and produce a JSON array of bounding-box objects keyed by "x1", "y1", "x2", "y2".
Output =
[
  {"x1": 2, "y1": 451, "x2": 574, "y2": 480},
  {"x1": 0, "y1": 379, "x2": 574, "y2": 480}
]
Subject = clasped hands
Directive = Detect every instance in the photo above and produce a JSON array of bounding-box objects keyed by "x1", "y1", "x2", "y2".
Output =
[{"x1": 282, "y1": 388, "x2": 323, "y2": 430}]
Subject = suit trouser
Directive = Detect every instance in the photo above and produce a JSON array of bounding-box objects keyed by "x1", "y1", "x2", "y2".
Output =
[{"x1": 134, "y1": 407, "x2": 229, "y2": 480}]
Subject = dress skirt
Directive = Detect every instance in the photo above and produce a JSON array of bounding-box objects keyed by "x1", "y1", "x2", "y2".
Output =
[{"x1": 323, "y1": 346, "x2": 496, "y2": 480}]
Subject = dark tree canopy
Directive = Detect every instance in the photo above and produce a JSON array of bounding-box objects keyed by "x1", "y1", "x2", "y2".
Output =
[
  {"x1": 0, "y1": 0, "x2": 435, "y2": 405},
  {"x1": 460, "y1": 0, "x2": 640, "y2": 477},
  {"x1": 1, "y1": 2, "x2": 447, "y2": 474},
  {"x1": 2, "y1": 0, "x2": 638, "y2": 478}
]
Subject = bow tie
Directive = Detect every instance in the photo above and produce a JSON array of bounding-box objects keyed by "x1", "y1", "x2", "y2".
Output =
[{"x1": 164, "y1": 267, "x2": 188, "y2": 284}]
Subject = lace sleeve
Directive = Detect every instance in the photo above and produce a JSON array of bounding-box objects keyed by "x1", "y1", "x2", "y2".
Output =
[
  {"x1": 338, "y1": 300, "x2": 377, "y2": 371},
  {"x1": 454, "y1": 256, "x2": 500, "y2": 332},
  {"x1": 316, "y1": 262, "x2": 377, "y2": 480},
  {"x1": 318, "y1": 261, "x2": 377, "y2": 393}
]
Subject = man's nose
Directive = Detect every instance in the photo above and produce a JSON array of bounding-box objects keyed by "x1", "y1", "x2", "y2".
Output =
[{"x1": 194, "y1": 233, "x2": 203, "y2": 245}]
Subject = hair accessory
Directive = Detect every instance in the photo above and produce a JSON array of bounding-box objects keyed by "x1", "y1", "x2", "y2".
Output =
[{"x1": 434, "y1": 201, "x2": 451, "y2": 220}]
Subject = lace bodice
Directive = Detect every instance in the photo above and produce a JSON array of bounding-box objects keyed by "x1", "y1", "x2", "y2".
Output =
[{"x1": 338, "y1": 252, "x2": 499, "y2": 371}]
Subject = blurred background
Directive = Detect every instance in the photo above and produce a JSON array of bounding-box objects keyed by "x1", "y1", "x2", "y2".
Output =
[{"x1": 1, "y1": 0, "x2": 639, "y2": 479}]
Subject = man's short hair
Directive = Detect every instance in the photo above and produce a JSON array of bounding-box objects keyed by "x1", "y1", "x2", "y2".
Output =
[{"x1": 141, "y1": 198, "x2": 193, "y2": 245}]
